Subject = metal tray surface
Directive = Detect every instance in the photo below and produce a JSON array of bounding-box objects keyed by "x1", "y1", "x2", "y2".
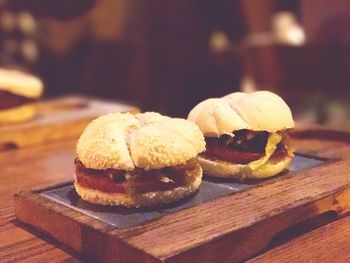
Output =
[{"x1": 41, "y1": 154, "x2": 325, "y2": 228}]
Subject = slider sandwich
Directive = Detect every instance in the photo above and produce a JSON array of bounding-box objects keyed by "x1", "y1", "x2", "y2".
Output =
[
  {"x1": 0, "y1": 69, "x2": 43, "y2": 124},
  {"x1": 75, "y1": 112, "x2": 205, "y2": 207},
  {"x1": 188, "y1": 91, "x2": 294, "y2": 179}
]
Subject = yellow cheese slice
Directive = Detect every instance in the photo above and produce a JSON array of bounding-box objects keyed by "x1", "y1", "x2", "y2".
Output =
[{"x1": 246, "y1": 132, "x2": 282, "y2": 172}]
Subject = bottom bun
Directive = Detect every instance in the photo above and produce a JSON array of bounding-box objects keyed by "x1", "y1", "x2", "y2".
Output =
[
  {"x1": 74, "y1": 166, "x2": 202, "y2": 207},
  {"x1": 199, "y1": 154, "x2": 293, "y2": 180},
  {"x1": 0, "y1": 104, "x2": 37, "y2": 123}
]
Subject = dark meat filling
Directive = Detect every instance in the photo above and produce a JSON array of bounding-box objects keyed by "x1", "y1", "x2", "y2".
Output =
[
  {"x1": 204, "y1": 130, "x2": 288, "y2": 164},
  {"x1": 0, "y1": 90, "x2": 33, "y2": 110},
  {"x1": 75, "y1": 158, "x2": 198, "y2": 193},
  {"x1": 215, "y1": 129, "x2": 269, "y2": 152}
]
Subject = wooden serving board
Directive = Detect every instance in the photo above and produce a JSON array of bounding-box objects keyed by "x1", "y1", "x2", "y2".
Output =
[
  {"x1": 0, "y1": 95, "x2": 139, "y2": 150},
  {"x1": 14, "y1": 129, "x2": 350, "y2": 263}
]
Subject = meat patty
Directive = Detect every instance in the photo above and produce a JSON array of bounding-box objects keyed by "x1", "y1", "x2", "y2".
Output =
[
  {"x1": 75, "y1": 158, "x2": 199, "y2": 193},
  {"x1": 204, "y1": 134, "x2": 288, "y2": 164}
]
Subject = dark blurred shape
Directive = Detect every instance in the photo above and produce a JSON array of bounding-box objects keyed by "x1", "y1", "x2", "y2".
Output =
[
  {"x1": 302, "y1": 0, "x2": 350, "y2": 44},
  {"x1": 7, "y1": 0, "x2": 350, "y2": 128},
  {"x1": 38, "y1": 39, "x2": 133, "y2": 99},
  {"x1": 4, "y1": 0, "x2": 246, "y2": 117},
  {"x1": 240, "y1": 0, "x2": 350, "y2": 129},
  {"x1": 125, "y1": 0, "x2": 244, "y2": 116},
  {"x1": 9, "y1": 0, "x2": 95, "y2": 20},
  {"x1": 0, "y1": 3, "x2": 39, "y2": 69}
]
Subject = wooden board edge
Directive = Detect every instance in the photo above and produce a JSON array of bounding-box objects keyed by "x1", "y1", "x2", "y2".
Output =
[
  {"x1": 0, "y1": 96, "x2": 140, "y2": 150},
  {"x1": 14, "y1": 190, "x2": 160, "y2": 263},
  {"x1": 14, "y1": 183, "x2": 350, "y2": 263},
  {"x1": 106, "y1": 159, "x2": 350, "y2": 262},
  {"x1": 161, "y1": 186, "x2": 350, "y2": 263},
  {"x1": 246, "y1": 215, "x2": 350, "y2": 262},
  {"x1": 14, "y1": 190, "x2": 108, "y2": 261},
  {"x1": 51, "y1": 94, "x2": 140, "y2": 111},
  {"x1": 291, "y1": 128, "x2": 350, "y2": 143},
  {"x1": 30, "y1": 181, "x2": 74, "y2": 193},
  {"x1": 14, "y1": 159, "x2": 350, "y2": 262}
]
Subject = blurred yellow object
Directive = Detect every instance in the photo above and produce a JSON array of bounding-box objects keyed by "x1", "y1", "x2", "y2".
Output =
[
  {"x1": 0, "y1": 104, "x2": 37, "y2": 124},
  {"x1": 0, "y1": 69, "x2": 43, "y2": 98},
  {"x1": 0, "y1": 68, "x2": 43, "y2": 124},
  {"x1": 209, "y1": 31, "x2": 231, "y2": 53}
]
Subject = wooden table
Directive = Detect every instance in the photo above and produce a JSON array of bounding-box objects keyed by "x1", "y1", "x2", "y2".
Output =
[
  {"x1": 1, "y1": 124, "x2": 350, "y2": 261},
  {"x1": 0, "y1": 96, "x2": 139, "y2": 262}
]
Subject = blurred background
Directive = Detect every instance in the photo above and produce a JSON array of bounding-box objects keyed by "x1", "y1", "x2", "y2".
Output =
[{"x1": 1, "y1": 0, "x2": 349, "y2": 128}]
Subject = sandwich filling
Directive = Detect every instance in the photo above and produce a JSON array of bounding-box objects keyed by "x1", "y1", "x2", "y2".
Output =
[
  {"x1": 0, "y1": 90, "x2": 33, "y2": 110},
  {"x1": 203, "y1": 129, "x2": 292, "y2": 169},
  {"x1": 75, "y1": 158, "x2": 200, "y2": 194}
]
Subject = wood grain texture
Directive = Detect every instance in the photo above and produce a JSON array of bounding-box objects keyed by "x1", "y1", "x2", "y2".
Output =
[
  {"x1": 291, "y1": 128, "x2": 350, "y2": 159},
  {"x1": 247, "y1": 216, "x2": 350, "y2": 263},
  {"x1": 11, "y1": 129, "x2": 350, "y2": 263},
  {"x1": 0, "y1": 96, "x2": 137, "y2": 262},
  {"x1": 14, "y1": 192, "x2": 109, "y2": 261},
  {"x1": 0, "y1": 140, "x2": 79, "y2": 262},
  {"x1": 0, "y1": 95, "x2": 138, "y2": 150}
]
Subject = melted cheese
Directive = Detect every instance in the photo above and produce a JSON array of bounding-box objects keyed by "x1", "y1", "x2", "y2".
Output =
[
  {"x1": 158, "y1": 174, "x2": 174, "y2": 183},
  {"x1": 245, "y1": 132, "x2": 282, "y2": 174}
]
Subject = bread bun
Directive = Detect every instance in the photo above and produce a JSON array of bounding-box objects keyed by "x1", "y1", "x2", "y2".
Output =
[
  {"x1": 0, "y1": 104, "x2": 37, "y2": 123},
  {"x1": 188, "y1": 91, "x2": 294, "y2": 137},
  {"x1": 199, "y1": 154, "x2": 293, "y2": 179},
  {"x1": 0, "y1": 69, "x2": 43, "y2": 98},
  {"x1": 77, "y1": 112, "x2": 206, "y2": 170},
  {"x1": 74, "y1": 164, "x2": 202, "y2": 207}
]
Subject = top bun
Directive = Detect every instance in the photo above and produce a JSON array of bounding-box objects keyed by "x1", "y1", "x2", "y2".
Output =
[
  {"x1": 0, "y1": 69, "x2": 43, "y2": 98},
  {"x1": 188, "y1": 91, "x2": 294, "y2": 137},
  {"x1": 77, "y1": 112, "x2": 205, "y2": 171}
]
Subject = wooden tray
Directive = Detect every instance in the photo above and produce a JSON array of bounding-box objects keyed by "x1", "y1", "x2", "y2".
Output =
[
  {"x1": 0, "y1": 95, "x2": 138, "y2": 150},
  {"x1": 14, "y1": 129, "x2": 350, "y2": 263}
]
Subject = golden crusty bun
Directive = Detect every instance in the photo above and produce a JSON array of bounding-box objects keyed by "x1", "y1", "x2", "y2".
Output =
[
  {"x1": 75, "y1": 112, "x2": 205, "y2": 207},
  {"x1": 188, "y1": 91, "x2": 294, "y2": 179},
  {"x1": 198, "y1": 154, "x2": 293, "y2": 179},
  {"x1": 188, "y1": 91, "x2": 294, "y2": 137},
  {"x1": 77, "y1": 112, "x2": 205, "y2": 170}
]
